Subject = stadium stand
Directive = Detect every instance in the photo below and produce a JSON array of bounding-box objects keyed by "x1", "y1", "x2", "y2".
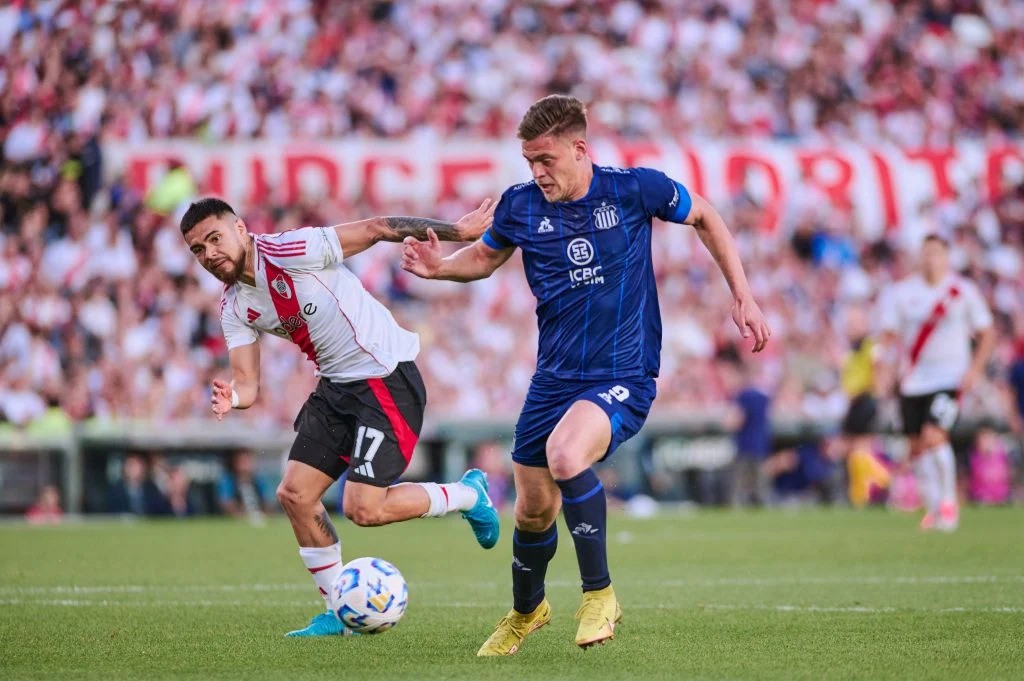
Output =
[{"x1": 1, "y1": 2, "x2": 1021, "y2": 472}]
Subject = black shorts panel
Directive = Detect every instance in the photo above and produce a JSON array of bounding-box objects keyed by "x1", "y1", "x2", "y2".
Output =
[
  {"x1": 899, "y1": 389, "x2": 959, "y2": 436},
  {"x1": 842, "y1": 393, "x2": 877, "y2": 436},
  {"x1": 289, "y1": 362, "x2": 426, "y2": 487}
]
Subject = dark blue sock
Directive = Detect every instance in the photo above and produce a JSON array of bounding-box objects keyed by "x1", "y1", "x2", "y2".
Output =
[
  {"x1": 511, "y1": 523, "x2": 557, "y2": 614},
  {"x1": 556, "y1": 468, "x2": 610, "y2": 592}
]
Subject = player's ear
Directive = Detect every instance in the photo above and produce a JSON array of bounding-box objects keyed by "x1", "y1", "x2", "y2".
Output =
[{"x1": 574, "y1": 137, "x2": 588, "y2": 161}]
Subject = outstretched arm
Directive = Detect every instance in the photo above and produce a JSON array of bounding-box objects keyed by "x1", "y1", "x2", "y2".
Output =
[
  {"x1": 211, "y1": 342, "x2": 261, "y2": 419},
  {"x1": 401, "y1": 229, "x2": 515, "y2": 282},
  {"x1": 333, "y1": 199, "x2": 495, "y2": 258},
  {"x1": 683, "y1": 193, "x2": 771, "y2": 352}
]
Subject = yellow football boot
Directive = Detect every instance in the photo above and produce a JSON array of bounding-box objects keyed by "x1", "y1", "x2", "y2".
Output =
[
  {"x1": 476, "y1": 599, "x2": 552, "y2": 656},
  {"x1": 574, "y1": 585, "x2": 622, "y2": 648}
]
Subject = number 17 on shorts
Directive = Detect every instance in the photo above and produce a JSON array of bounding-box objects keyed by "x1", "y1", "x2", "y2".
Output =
[{"x1": 351, "y1": 425, "x2": 385, "y2": 479}]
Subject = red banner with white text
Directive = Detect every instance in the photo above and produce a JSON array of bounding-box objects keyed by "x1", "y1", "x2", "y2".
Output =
[{"x1": 104, "y1": 139, "x2": 1024, "y2": 237}]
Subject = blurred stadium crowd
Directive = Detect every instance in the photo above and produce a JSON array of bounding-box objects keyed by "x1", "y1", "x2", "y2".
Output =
[
  {"x1": 4, "y1": 0, "x2": 1024, "y2": 141},
  {"x1": 2, "y1": 0, "x2": 1024, "y2": 461}
]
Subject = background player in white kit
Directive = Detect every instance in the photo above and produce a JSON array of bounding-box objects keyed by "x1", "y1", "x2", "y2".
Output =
[
  {"x1": 878, "y1": 234, "x2": 994, "y2": 531},
  {"x1": 181, "y1": 197, "x2": 501, "y2": 637}
]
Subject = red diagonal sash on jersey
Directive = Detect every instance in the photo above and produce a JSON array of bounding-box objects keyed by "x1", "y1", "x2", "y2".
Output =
[
  {"x1": 367, "y1": 378, "x2": 418, "y2": 462},
  {"x1": 906, "y1": 283, "x2": 961, "y2": 373},
  {"x1": 263, "y1": 260, "x2": 319, "y2": 367}
]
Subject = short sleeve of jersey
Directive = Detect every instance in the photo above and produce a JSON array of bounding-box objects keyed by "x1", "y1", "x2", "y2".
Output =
[
  {"x1": 632, "y1": 167, "x2": 692, "y2": 223},
  {"x1": 220, "y1": 292, "x2": 258, "y2": 350},
  {"x1": 255, "y1": 226, "x2": 342, "y2": 271},
  {"x1": 962, "y1": 280, "x2": 994, "y2": 332},
  {"x1": 481, "y1": 192, "x2": 516, "y2": 250}
]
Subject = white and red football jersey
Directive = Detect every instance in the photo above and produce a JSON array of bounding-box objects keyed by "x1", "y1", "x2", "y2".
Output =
[
  {"x1": 220, "y1": 226, "x2": 419, "y2": 382},
  {"x1": 877, "y1": 274, "x2": 992, "y2": 396}
]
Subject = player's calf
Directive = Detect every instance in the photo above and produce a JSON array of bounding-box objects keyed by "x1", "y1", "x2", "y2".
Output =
[
  {"x1": 555, "y1": 468, "x2": 611, "y2": 591},
  {"x1": 278, "y1": 482, "x2": 345, "y2": 614},
  {"x1": 512, "y1": 523, "x2": 558, "y2": 614},
  {"x1": 342, "y1": 473, "x2": 500, "y2": 547},
  {"x1": 343, "y1": 503, "x2": 387, "y2": 527},
  {"x1": 276, "y1": 466, "x2": 340, "y2": 547},
  {"x1": 341, "y1": 485, "x2": 389, "y2": 526}
]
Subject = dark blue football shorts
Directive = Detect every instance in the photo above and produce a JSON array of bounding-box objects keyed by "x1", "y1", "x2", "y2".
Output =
[{"x1": 511, "y1": 373, "x2": 656, "y2": 468}]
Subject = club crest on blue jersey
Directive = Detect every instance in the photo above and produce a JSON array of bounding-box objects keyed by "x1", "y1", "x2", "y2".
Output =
[{"x1": 593, "y1": 202, "x2": 619, "y2": 230}]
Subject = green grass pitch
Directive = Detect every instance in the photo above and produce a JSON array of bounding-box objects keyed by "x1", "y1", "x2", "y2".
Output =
[{"x1": 1, "y1": 508, "x2": 1022, "y2": 680}]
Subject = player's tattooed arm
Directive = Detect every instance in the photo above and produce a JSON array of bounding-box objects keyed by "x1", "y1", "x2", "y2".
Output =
[
  {"x1": 314, "y1": 509, "x2": 339, "y2": 544},
  {"x1": 379, "y1": 198, "x2": 495, "y2": 243},
  {"x1": 379, "y1": 216, "x2": 462, "y2": 242},
  {"x1": 333, "y1": 199, "x2": 494, "y2": 259}
]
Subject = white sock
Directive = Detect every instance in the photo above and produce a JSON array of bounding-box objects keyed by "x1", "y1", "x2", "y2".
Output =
[
  {"x1": 299, "y1": 543, "x2": 342, "y2": 608},
  {"x1": 913, "y1": 453, "x2": 940, "y2": 514},
  {"x1": 932, "y1": 442, "x2": 958, "y2": 507},
  {"x1": 418, "y1": 482, "x2": 478, "y2": 517}
]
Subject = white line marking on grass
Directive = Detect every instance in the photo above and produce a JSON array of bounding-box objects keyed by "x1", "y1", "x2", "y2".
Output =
[
  {"x1": 4, "y1": 598, "x2": 1023, "y2": 614},
  {"x1": 1, "y1": 575, "x2": 1022, "y2": 597},
  {"x1": 0, "y1": 584, "x2": 311, "y2": 595},
  {"x1": 0, "y1": 598, "x2": 312, "y2": 607},
  {"x1": 652, "y1": 575, "x2": 1024, "y2": 587},
  {"x1": 702, "y1": 604, "x2": 898, "y2": 613},
  {"x1": 933, "y1": 606, "x2": 1024, "y2": 613},
  {"x1": 1, "y1": 575, "x2": 1021, "y2": 599},
  {"x1": 700, "y1": 604, "x2": 1024, "y2": 614},
  {"x1": 441, "y1": 602, "x2": 1024, "y2": 614}
]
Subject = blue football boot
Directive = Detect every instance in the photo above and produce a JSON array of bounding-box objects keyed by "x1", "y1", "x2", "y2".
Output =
[
  {"x1": 285, "y1": 611, "x2": 358, "y2": 638},
  {"x1": 460, "y1": 468, "x2": 500, "y2": 549}
]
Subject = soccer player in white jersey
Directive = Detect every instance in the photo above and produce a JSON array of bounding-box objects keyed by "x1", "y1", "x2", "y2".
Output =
[
  {"x1": 878, "y1": 234, "x2": 994, "y2": 531},
  {"x1": 181, "y1": 197, "x2": 501, "y2": 637}
]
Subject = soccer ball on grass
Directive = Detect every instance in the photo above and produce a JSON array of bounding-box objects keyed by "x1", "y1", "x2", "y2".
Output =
[{"x1": 329, "y1": 557, "x2": 408, "y2": 633}]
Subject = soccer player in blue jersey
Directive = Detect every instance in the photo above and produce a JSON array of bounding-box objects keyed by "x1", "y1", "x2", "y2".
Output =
[{"x1": 402, "y1": 95, "x2": 770, "y2": 655}]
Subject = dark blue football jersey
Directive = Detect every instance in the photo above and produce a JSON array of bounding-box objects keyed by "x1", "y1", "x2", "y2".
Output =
[{"x1": 482, "y1": 165, "x2": 692, "y2": 381}]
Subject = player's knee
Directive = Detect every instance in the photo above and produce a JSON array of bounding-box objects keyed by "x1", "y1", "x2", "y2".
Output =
[
  {"x1": 515, "y1": 511, "x2": 554, "y2": 533},
  {"x1": 276, "y1": 482, "x2": 311, "y2": 513},
  {"x1": 343, "y1": 501, "x2": 384, "y2": 527},
  {"x1": 546, "y1": 445, "x2": 586, "y2": 480},
  {"x1": 514, "y1": 500, "x2": 558, "y2": 532}
]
